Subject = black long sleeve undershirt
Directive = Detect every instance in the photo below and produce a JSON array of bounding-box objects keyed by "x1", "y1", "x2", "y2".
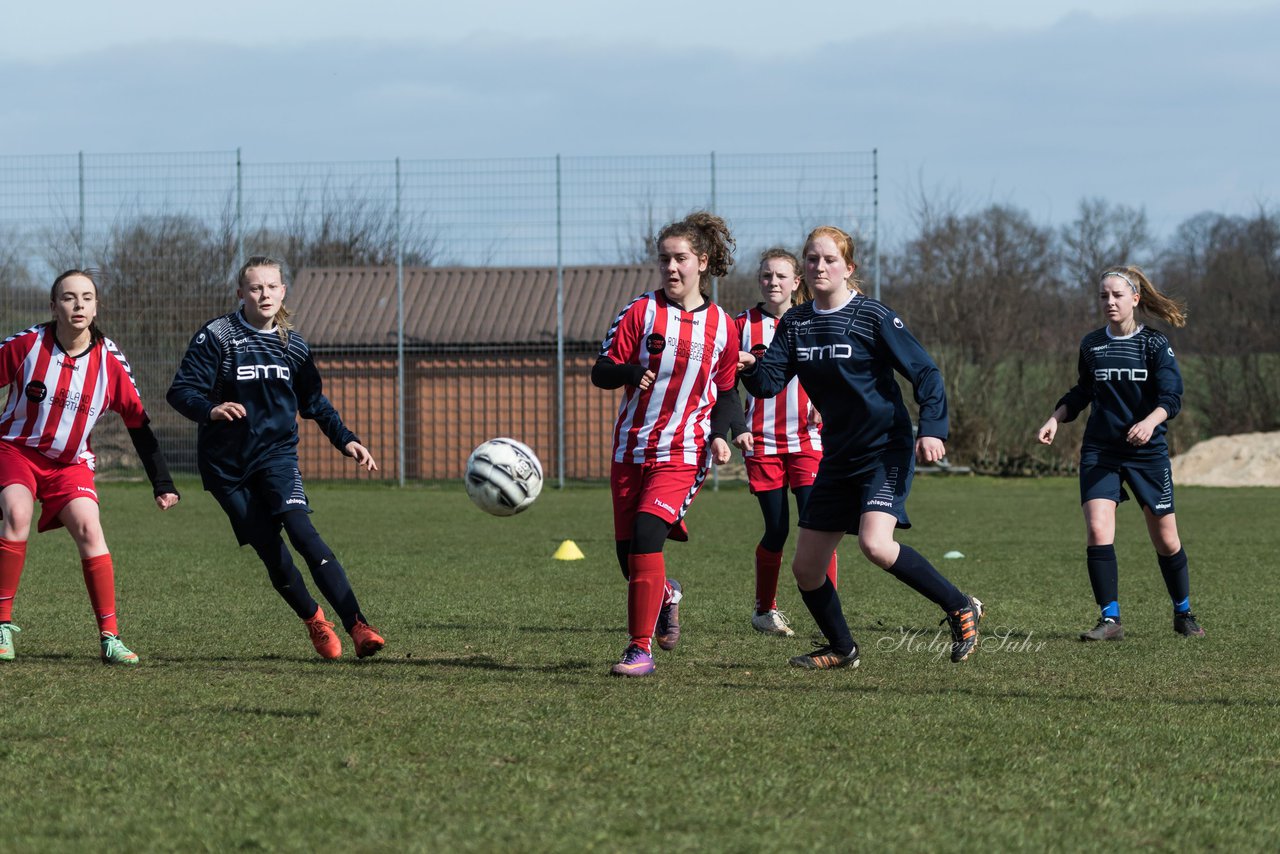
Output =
[
  {"x1": 127, "y1": 424, "x2": 178, "y2": 498},
  {"x1": 590, "y1": 357, "x2": 646, "y2": 390}
]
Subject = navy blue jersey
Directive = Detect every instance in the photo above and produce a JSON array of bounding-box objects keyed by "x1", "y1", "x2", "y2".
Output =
[
  {"x1": 1055, "y1": 325, "x2": 1182, "y2": 460},
  {"x1": 167, "y1": 311, "x2": 358, "y2": 489},
  {"x1": 740, "y1": 294, "x2": 947, "y2": 475}
]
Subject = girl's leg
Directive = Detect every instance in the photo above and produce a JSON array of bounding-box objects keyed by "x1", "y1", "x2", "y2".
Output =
[
  {"x1": 793, "y1": 484, "x2": 836, "y2": 588},
  {"x1": 1083, "y1": 499, "x2": 1121, "y2": 622},
  {"x1": 790, "y1": 528, "x2": 856, "y2": 661},
  {"x1": 1143, "y1": 508, "x2": 1202, "y2": 634},
  {"x1": 858, "y1": 511, "x2": 966, "y2": 612},
  {"x1": 753, "y1": 488, "x2": 788, "y2": 614},
  {"x1": 59, "y1": 498, "x2": 139, "y2": 664},
  {"x1": 280, "y1": 510, "x2": 366, "y2": 631},
  {"x1": 0, "y1": 484, "x2": 35, "y2": 628}
]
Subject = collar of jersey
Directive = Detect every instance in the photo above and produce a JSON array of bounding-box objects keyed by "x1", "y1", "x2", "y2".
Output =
[
  {"x1": 813, "y1": 293, "x2": 856, "y2": 315},
  {"x1": 1105, "y1": 323, "x2": 1145, "y2": 341},
  {"x1": 235, "y1": 310, "x2": 279, "y2": 336}
]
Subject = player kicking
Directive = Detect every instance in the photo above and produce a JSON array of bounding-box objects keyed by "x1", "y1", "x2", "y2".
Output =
[
  {"x1": 0, "y1": 270, "x2": 180, "y2": 665},
  {"x1": 739, "y1": 226, "x2": 984, "y2": 669},
  {"x1": 167, "y1": 255, "x2": 385, "y2": 661},
  {"x1": 592, "y1": 211, "x2": 742, "y2": 676},
  {"x1": 1037, "y1": 266, "x2": 1205, "y2": 641}
]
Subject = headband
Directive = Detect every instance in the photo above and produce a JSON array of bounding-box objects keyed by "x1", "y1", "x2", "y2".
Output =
[{"x1": 1101, "y1": 271, "x2": 1138, "y2": 294}]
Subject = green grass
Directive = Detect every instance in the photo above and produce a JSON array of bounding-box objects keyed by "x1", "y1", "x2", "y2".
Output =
[{"x1": 4, "y1": 477, "x2": 1279, "y2": 851}]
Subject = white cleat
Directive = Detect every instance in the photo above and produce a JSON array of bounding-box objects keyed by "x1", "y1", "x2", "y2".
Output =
[{"x1": 751, "y1": 609, "x2": 795, "y2": 637}]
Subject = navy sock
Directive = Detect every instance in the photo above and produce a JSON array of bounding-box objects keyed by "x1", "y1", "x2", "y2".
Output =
[
  {"x1": 307, "y1": 557, "x2": 365, "y2": 631},
  {"x1": 798, "y1": 578, "x2": 854, "y2": 655},
  {"x1": 282, "y1": 512, "x2": 364, "y2": 631},
  {"x1": 1158, "y1": 548, "x2": 1191, "y2": 613},
  {"x1": 1086, "y1": 544, "x2": 1120, "y2": 619},
  {"x1": 884, "y1": 545, "x2": 966, "y2": 612},
  {"x1": 251, "y1": 538, "x2": 318, "y2": 620}
]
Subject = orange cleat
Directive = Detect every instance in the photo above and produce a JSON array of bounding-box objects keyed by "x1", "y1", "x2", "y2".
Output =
[
  {"x1": 350, "y1": 619, "x2": 385, "y2": 659},
  {"x1": 304, "y1": 607, "x2": 342, "y2": 659}
]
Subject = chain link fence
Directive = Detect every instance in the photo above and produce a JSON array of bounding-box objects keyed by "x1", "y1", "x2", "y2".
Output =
[{"x1": 0, "y1": 150, "x2": 877, "y2": 484}]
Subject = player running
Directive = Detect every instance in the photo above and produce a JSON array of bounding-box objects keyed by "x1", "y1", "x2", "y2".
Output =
[
  {"x1": 739, "y1": 226, "x2": 984, "y2": 669},
  {"x1": 592, "y1": 211, "x2": 742, "y2": 677},
  {"x1": 732, "y1": 248, "x2": 835, "y2": 638},
  {"x1": 1037, "y1": 265, "x2": 1205, "y2": 641},
  {"x1": 0, "y1": 269, "x2": 179, "y2": 665},
  {"x1": 167, "y1": 255, "x2": 385, "y2": 661}
]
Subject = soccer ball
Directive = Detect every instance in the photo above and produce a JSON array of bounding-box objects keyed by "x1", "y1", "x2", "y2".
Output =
[{"x1": 464, "y1": 438, "x2": 544, "y2": 516}]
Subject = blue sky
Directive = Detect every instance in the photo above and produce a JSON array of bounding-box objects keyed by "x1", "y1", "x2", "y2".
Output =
[{"x1": 2, "y1": 1, "x2": 1276, "y2": 240}]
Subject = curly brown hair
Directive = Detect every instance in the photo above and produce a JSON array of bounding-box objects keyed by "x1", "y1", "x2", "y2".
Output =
[{"x1": 656, "y1": 211, "x2": 735, "y2": 295}]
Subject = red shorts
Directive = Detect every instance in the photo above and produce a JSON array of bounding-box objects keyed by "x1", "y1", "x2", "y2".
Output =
[
  {"x1": 610, "y1": 460, "x2": 708, "y2": 542},
  {"x1": 0, "y1": 440, "x2": 98, "y2": 532},
  {"x1": 744, "y1": 449, "x2": 821, "y2": 494}
]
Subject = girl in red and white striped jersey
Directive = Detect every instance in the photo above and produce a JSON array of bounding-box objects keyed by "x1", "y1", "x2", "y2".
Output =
[
  {"x1": 0, "y1": 270, "x2": 179, "y2": 666},
  {"x1": 732, "y1": 249, "x2": 835, "y2": 638},
  {"x1": 591, "y1": 211, "x2": 743, "y2": 677}
]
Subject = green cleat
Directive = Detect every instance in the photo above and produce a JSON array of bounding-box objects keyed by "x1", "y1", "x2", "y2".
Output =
[
  {"x1": 0, "y1": 623, "x2": 19, "y2": 661},
  {"x1": 100, "y1": 631, "x2": 139, "y2": 666}
]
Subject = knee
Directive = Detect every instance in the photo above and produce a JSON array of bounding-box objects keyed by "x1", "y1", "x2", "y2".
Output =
[{"x1": 857, "y1": 534, "x2": 895, "y2": 568}]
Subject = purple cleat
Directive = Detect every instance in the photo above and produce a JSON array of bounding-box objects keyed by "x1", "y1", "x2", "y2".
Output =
[
  {"x1": 610, "y1": 644, "x2": 655, "y2": 677},
  {"x1": 655, "y1": 579, "x2": 682, "y2": 651}
]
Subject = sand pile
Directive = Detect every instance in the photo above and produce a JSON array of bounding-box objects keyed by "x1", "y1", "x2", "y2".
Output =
[{"x1": 1172, "y1": 431, "x2": 1280, "y2": 487}]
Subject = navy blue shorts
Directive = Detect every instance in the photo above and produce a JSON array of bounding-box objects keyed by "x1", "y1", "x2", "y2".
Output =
[
  {"x1": 799, "y1": 448, "x2": 914, "y2": 533},
  {"x1": 1079, "y1": 449, "x2": 1175, "y2": 516},
  {"x1": 209, "y1": 465, "x2": 312, "y2": 546}
]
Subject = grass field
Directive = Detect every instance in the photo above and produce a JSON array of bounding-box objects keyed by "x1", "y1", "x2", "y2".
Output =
[{"x1": 4, "y1": 476, "x2": 1279, "y2": 851}]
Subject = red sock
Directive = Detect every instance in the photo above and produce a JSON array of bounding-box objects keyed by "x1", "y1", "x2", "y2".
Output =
[
  {"x1": 826, "y1": 552, "x2": 839, "y2": 589},
  {"x1": 627, "y1": 552, "x2": 665, "y2": 653},
  {"x1": 754, "y1": 545, "x2": 783, "y2": 613},
  {"x1": 81, "y1": 553, "x2": 119, "y2": 636},
  {"x1": 0, "y1": 537, "x2": 28, "y2": 623}
]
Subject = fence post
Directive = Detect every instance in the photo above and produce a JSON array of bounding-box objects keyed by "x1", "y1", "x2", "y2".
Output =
[
  {"x1": 710, "y1": 150, "x2": 719, "y2": 491},
  {"x1": 235, "y1": 148, "x2": 244, "y2": 279},
  {"x1": 77, "y1": 151, "x2": 85, "y2": 268},
  {"x1": 873, "y1": 147, "x2": 881, "y2": 302},
  {"x1": 555, "y1": 154, "x2": 565, "y2": 489},
  {"x1": 396, "y1": 157, "x2": 406, "y2": 488}
]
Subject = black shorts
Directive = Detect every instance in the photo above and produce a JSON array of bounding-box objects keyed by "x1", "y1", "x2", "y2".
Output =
[
  {"x1": 799, "y1": 448, "x2": 914, "y2": 533},
  {"x1": 1079, "y1": 448, "x2": 1175, "y2": 516},
  {"x1": 210, "y1": 465, "x2": 312, "y2": 546}
]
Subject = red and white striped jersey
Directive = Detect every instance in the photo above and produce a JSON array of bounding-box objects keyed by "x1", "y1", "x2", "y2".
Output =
[
  {"x1": 599, "y1": 291, "x2": 738, "y2": 465},
  {"x1": 735, "y1": 305, "x2": 822, "y2": 457},
  {"x1": 0, "y1": 325, "x2": 150, "y2": 468}
]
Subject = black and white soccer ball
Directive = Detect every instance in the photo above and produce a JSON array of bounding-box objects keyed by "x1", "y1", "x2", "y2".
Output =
[{"x1": 464, "y1": 438, "x2": 544, "y2": 516}]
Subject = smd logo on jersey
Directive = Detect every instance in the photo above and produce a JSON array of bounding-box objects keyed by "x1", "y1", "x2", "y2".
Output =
[
  {"x1": 797, "y1": 344, "x2": 852, "y2": 361},
  {"x1": 645, "y1": 333, "x2": 666, "y2": 355},
  {"x1": 237, "y1": 365, "x2": 292, "y2": 381}
]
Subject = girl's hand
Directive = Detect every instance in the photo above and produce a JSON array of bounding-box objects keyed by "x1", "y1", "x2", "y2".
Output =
[
  {"x1": 710, "y1": 436, "x2": 732, "y2": 465},
  {"x1": 346, "y1": 441, "x2": 379, "y2": 472},
  {"x1": 637, "y1": 370, "x2": 656, "y2": 391},
  {"x1": 1126, "y1": 419, "x2": 1156, "y2": 447},
  {"x1": 737, "y1": 351, "x2": 756, "y2": 371},
  {"x1": 732, "y1": 431, "x2": 754, "y2": 453},
  {"x1": 210, "y1": 402, "x2": 246, "y2": 421},
  {"x1": 915, "y1": 436, "x2": 946, "y2": 464},
  {"x1": 1037, "y1": 417, "x2": 1058, "y2": 445},
  {"x1": 155, "y1": 493, "x2": 180, "y2": 510}
]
